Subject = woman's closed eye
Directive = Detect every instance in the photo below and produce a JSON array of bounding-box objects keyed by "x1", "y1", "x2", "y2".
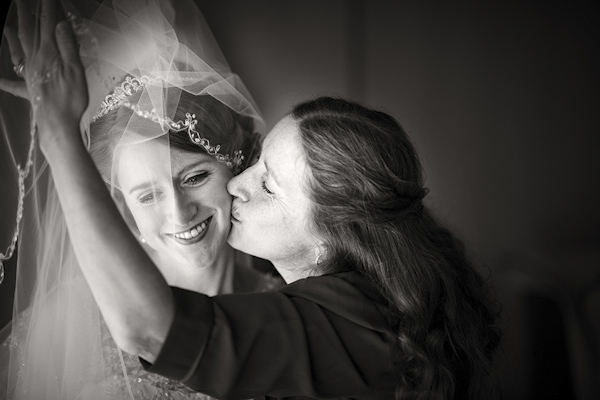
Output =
[{"x1": 261, "y1": 179, "x2": 274, "y2": 195}]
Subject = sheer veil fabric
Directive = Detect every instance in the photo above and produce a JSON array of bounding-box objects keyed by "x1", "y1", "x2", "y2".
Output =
[{"x1": 0, "y1": 0, "x2": 265, "y2": 398}]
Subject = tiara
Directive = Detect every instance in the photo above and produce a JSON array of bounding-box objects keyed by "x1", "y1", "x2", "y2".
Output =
[
  {"x1": 121, "y1": 101, "x2": 243, "y2": 169},
  {"x1": 92, "y1": 76, "x2": 151, "y2": 122},
  {"x1": 92, "y1": 75, "x2": 244, "y2": 170}
]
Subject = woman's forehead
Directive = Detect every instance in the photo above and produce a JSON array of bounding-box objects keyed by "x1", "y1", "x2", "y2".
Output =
[
  {"x1": 263, "y1": 116, "x2": 311, "y2": 193},
  {"x1": 263, "y1": 116, "x2": 299, "y2": 153}
]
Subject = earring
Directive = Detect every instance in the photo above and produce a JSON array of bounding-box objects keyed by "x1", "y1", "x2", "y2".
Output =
[
  {"x1": 315, "y1": 246, "x2": 326, "y2": 265},
  {"x1": 139, "y1": 235, "x2": 146, "y2": 243}
]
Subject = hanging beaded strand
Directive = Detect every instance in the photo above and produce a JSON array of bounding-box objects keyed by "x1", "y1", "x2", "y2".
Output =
[{"x1": 0, "y1": 125, "x2": 35, "y2": 285}]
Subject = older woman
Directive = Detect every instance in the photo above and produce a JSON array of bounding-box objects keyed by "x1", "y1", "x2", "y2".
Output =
[{"x1": 4, "y1": 0, "x2": 501, "y2": 399}]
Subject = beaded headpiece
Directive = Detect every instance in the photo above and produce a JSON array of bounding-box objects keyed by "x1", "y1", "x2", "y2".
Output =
[{"x1": 92, "y1": 75, "x2": 244, "y2": 170}]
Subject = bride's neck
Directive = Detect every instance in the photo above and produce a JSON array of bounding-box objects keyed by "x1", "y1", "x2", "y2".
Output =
[{"x1": 151, "y1": 244, "x2": 236, "y2": 296}]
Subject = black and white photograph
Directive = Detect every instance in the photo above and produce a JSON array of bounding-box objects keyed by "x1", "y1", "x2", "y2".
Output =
[{"x1": 0, "y1": 1, "x2": 598, "y2": 399}]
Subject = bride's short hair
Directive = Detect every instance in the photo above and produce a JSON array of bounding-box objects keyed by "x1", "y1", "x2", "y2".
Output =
[{"x1": 89, "y1": 88, "x2": 260, "y2": 183}]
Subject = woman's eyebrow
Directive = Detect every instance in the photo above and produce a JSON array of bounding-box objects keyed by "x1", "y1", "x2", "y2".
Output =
[{"x1": 264, "y1": 160, "x2": 282, "y2": 188}]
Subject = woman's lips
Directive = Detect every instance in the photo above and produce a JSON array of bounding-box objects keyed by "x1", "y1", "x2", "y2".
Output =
[{"x1": 231, "y1": 205, "x2": 241, "y2": 223}]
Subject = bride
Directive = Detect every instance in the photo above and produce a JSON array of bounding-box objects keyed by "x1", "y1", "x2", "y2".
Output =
[{"x1": 0, "y1": 0, "x2": 279, "y2": 398}]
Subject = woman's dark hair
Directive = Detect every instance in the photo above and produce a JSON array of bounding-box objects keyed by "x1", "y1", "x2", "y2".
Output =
[{"x1": 292, "y1": 97, "x2": 501, "y2": 400}]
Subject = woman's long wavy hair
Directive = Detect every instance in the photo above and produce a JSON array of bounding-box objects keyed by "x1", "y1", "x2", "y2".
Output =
[{"x1": 292, "y1": 97, "x2": 501, "y2": 400}]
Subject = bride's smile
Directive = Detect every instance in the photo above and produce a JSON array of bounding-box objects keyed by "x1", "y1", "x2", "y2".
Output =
[
  {"x1": 117, "y1": 139, "x2": 233, "y2": 268},
  {"x1": 171, "y1": 216, "x2": 212, "y2": 243}
]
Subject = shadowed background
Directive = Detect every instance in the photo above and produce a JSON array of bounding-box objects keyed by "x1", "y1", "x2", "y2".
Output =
[{"x1": 1, "y1": 1, "x2": 599, "y2": 399}]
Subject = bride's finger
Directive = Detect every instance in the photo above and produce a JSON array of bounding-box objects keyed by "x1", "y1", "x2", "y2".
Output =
[
  {"x1": 15, "y1": 0, "x2": 35, "y2": 54},
  {"x1": 40, "y1": 0, "x2": 63, "y2": 50},
  {"x1": 3, "y1": 27, "x2": 26, "y2": 77},
  {"x1": 0, "y1": 78, "x2": 29, "y2": 99},
  {"x1": 55, "y1": 20, "x2": 81, "y2": 68}
]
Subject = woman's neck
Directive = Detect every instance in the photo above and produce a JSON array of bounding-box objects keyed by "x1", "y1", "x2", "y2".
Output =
[{"x1": 271, "y1": 255, "x2": 320, "y2": 284}]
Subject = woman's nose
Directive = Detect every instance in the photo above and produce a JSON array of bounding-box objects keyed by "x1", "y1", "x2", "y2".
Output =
[
  {"x1": 227, "y1": 169, "x2": 250, "y2": 202},
  {"x1": 167, "y1": 190, "x2": 198, "y2": 225}
]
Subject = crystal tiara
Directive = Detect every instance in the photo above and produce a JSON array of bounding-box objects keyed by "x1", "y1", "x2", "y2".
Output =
[
  {"x1": 92, "y1": 75, "x2": 244, "y2": 170},
  {"x1": 92, "y1": 75, "x2": 150, "y2": 122}
]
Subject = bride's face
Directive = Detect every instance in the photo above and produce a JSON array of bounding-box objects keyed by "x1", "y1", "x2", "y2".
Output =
[{"x1": 116, "y1": 139, "x2": 233, "y2": 269}]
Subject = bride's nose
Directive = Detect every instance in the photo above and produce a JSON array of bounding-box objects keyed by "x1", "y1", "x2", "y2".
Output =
[{"x1": 166, "y1": 189, "x2": 198, "y2": 225}]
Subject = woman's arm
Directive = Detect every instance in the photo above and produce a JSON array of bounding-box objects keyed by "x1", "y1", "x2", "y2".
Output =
[
  {"x1": 143, "y1": 275, "x2": 395, "y2": 398},
  {"x1": 3, "y1": 0, "x2": 172, "y2": 362}
]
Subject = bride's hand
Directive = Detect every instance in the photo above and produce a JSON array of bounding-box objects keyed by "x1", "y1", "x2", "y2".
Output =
[
  {"x1": 0, "y1": 26, "x2": 29, "y2": 100},
  {"x1": 10, "y1": 0, "x2": 88, "y2": 155}
]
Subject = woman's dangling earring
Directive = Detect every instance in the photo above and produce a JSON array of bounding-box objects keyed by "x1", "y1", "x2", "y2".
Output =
[{"x1": 139, "y1": 235, "x2": 146, "y2": 243}]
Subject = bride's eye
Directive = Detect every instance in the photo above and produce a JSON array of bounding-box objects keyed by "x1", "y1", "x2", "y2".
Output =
[
  {"x1": 184, "y1": 171, "x2": 210, "y2": 186},
  {"x1": 138, "y1": 191, "x2": 161, "y2": 205}
]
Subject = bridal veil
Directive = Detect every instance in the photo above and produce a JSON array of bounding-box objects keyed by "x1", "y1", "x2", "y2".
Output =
[{"x1": 0, "y1": 0, "x2": 264, "y2": 398}]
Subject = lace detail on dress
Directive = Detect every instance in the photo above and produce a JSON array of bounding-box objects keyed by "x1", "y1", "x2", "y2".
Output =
[
  {"x1": 1, "y1": 310, "x2": 30, "y2": 399},
  {"x1": 2, "y1": 308, "x2": 214, "y2": 399},
  {"x1": 99, "y1": 321, "x2": 215, "y2": 400},
  {"x1": 2, "y1": 268, "x2": 281, "y2": 399},
  {"x1": 93, "y1": 268, "x2": 282, "y2": 399}
]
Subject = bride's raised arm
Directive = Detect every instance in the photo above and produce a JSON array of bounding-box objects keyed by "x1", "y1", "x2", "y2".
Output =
[{"x1": 5, "y1": 0, "x2": 173, "y2": 363}]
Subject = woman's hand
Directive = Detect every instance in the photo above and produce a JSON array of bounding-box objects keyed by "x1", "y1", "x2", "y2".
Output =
[{"x1": 4, "y1": 0, "x2": 88, "y2": 156}]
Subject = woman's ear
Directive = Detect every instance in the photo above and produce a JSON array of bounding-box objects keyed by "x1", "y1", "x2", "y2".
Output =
[{"x1": 314, "y1": 242, "x2": 327, "y2": 266}]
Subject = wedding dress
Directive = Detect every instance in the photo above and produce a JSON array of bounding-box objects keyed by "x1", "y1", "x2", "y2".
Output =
[{"x1": 0, "y1": 0, "x2": 269, "y2": 398}]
